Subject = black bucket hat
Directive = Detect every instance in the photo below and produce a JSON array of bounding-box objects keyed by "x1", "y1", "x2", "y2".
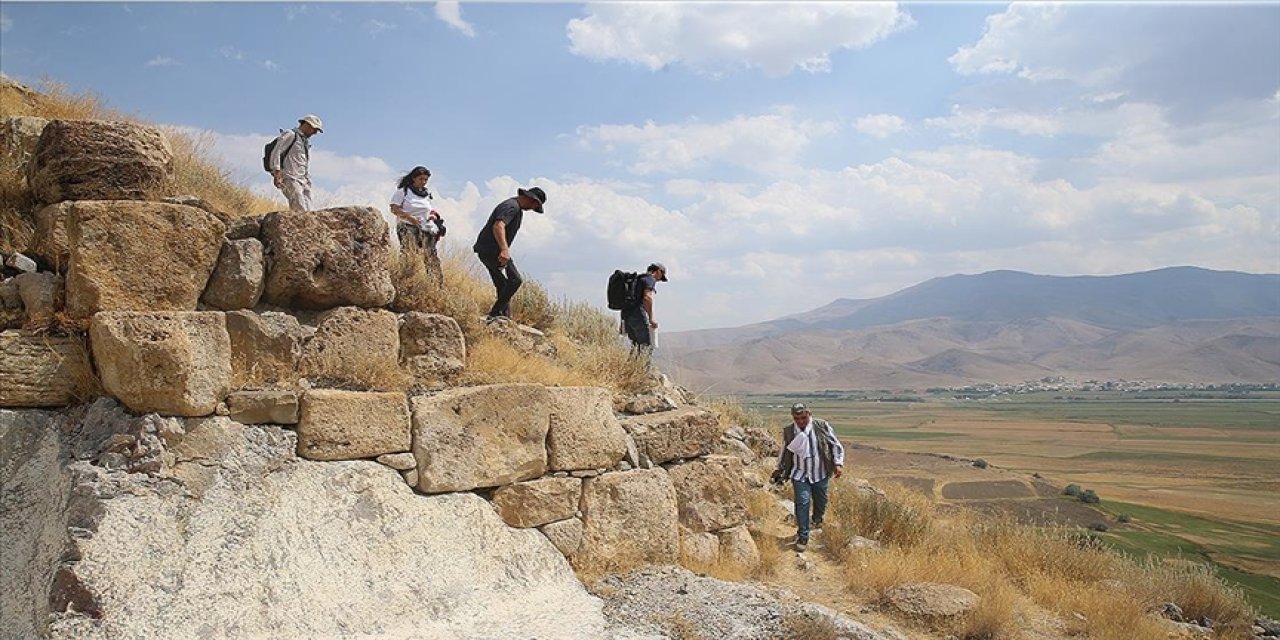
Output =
[{"x1": 518, "y1": 186, "x2": 547, "y2": 213}]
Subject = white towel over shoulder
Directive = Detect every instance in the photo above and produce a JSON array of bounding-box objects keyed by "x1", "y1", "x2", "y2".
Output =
[{"x1": 787, "y1": 427, "x2": 814, "y2": 460}]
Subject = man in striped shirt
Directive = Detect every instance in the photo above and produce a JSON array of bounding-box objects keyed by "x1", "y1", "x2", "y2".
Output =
[{"x1": 771, "y1": 403, "x2": 845, "y2": 552}]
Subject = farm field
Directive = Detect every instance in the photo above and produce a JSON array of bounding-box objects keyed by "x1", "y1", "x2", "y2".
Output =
[{"x1": 737, "y1": 391, "x2": 1280, "y2": 616}]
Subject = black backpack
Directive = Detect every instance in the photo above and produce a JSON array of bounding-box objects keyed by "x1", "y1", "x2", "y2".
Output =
[
  {"x1": 262, "y1": 129, "x2": 297, "y2": 173},
  {"x1": 607, "y1": 270, "x2": 642, "y2": 310}
]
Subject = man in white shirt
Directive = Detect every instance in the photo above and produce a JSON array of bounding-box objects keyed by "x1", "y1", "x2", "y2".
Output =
[
  {"x1": 268, "y1": 114, "x2": 323, "y2": 212},
  {"x1": 771, "y1": 402, "x2": 845, "y2": 552}
]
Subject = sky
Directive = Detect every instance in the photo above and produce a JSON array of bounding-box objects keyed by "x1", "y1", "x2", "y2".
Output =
[{"x1": 1, "y1": 2, "x2": 1277, "y2": 332}]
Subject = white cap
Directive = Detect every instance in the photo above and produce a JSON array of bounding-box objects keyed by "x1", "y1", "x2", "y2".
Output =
[{"x1": 299, "y1": 114, "x2": 324, "y2": 132}]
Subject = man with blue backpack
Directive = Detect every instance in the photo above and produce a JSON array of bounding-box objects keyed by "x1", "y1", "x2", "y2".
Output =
[
  {"x1": 265, "y1": 114, "x2": 323, "y2": 212},
  {"x1": 607, "y1": 263, "x2": 668, "y2": 356}
]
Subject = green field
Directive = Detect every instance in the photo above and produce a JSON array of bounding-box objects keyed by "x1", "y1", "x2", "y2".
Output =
[{"x1": 736, "y1": 391, "x2": 1280, "y2": 616}]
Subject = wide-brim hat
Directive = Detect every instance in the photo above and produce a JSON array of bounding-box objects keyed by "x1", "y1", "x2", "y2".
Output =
[
  {"x1": 518, "y1": 187, "x2": 546, "y2": 213},
  {"x1": 299, "y1": 114, "x2": 324, "y2": 132}
]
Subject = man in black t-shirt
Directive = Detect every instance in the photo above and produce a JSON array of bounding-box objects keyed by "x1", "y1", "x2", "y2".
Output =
[
  {"x1": 472, "y1": 186, "x2": 547, "y2": 321},
  {"x1": 620, "y1": 263, "x2": 668, "y2": 355}
]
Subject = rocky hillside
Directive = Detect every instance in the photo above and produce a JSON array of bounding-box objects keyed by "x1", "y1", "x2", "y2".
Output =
[{"x1": 661, "y1": 269, "x2": 1280, "y2": 392}]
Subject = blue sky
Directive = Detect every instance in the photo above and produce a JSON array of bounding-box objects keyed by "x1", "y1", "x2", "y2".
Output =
[{"x1": 2, "y1": 2, "x2": 1278, "y2": 331}]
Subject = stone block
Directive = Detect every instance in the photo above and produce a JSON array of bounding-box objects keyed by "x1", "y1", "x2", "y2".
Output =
[
  {"x1": 27, "y1": 120, "x2": 174, "y2": 205},
  {"x1": 715, "y1": 525, "x2": 760, "y2": 573},
  {"x1": 225, "y1": 310, "x2": 310, "y2": 388},
  {"x1": 301, "y1": 307, "x2": 403, "y2": 390},
  {"x1": 620, "y1": 406, "x2": 722, "y2": 465},
  {"x1": 491, "y1": 477, "x2": 583, "y2": 528},
  {"x1": 0, "y1": 331, "x2": 91, "y2": 407},
  {"x1": 260, "y1": 207, "x2": 394, "y2": 309},
  {"x1": 398, "y1": 311, "x2": 465, "y2": 380},
  {"x1": 546, "y1": 386, "x2": 628, "y2": 471},
  {"x1": 89, "y1": 311, "x2": 231, "y2": 417},
  {"x1": 667, "y1": 455, "x2": 748, "y2": 533},
  {"x1": 201, "y1": 238, "x2": 265, "y2": 310},
  {"x1": 539, "y1": 518, "x2": 584, "y2": 557},
  {"x1": 575, "y1": 468, "x2": 679, "y2": 571},
  {"x1": 411, "y1": 383, "x2": 551, "y2": 493},
  {"x1": 65, "y1": 200, "x2": 225, "y2": 318},
  {"x1": 226, "y1": 390, "x2": 298, "y2": 425},
  {"x1": 296, "y1": 389, "x2": 410, "y2": 461}
]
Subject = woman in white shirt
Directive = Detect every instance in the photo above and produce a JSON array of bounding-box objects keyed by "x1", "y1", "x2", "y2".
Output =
[{"x1": 390, "y1": 166, "x2": 445, "y2": 284}]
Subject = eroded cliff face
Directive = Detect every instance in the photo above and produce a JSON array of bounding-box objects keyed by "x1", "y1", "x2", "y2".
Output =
[{"x1": 1, "y1": 401, "x2": 651, "y2": 640}]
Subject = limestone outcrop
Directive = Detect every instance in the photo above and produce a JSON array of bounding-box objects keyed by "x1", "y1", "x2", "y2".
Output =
[
  {"x1": 1, "y1": 407, "x2": 638, "y2": 640},
  {"x1": 260, "y1": 207, "x2": 395, "y2": 309},
  {"x1": 412, "y1": 383, "x2": 552, "y2": 493},
  {"x1": 89, "y1": 311, "x2": 231, "y2": 416},
  {"x1": 885, "y1": 582, "x2": 981, "y2": 619},
  {"x1": 64, "y1": 200, "x2": 226, "y2": 318},
  {"x1": 27, "y1": 120, "x2": 175, "y2": 205}
]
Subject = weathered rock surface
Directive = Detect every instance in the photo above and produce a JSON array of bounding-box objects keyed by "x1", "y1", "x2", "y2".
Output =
[
  {"x1": 412, "y1": 383, "x2": 552, "y2": 493},
  {"x1": 576, "y1": 468, "x2": 679, "y2": 570},
  {"x1": 301, "y1": 306, "x2": 402, "y2": 390},
  {"x1": 617, "y1": 391, "x2": 678, "y2": 415},
  {"x1": 540, "y1": 518, "x2": 585, "y2": 558},
  {"x1": 14, "y1": 271, "x2": 60, "y2": 326},
  {"x1": 620, "y1": 406, "x2": 722, "y2": 465},
  {"x1": 547, "y1": 386, "x2": 628, "y2": 471},
  {"x1": 27, "y1": 120, "x2": 175, "y2": 205},
  {"x1": 595, "y1": 566, "x2": 889, "y2": 640},
  {"x1": 226, "y1": 390, "x2": 298, "y2": 425},
  {"x1": 399, "y1": 311, "x2": 466, "y2": 380},
  {"x1": 224, "y1": 214, "x2": 263, "y2": 241},
  {"x1": 89, "y1": 311, "x2": 231, "y2": 416},
  {"x1": 260, "y1": 207, "x2": 394, "y2": 309},
  {"x1": 296, "y1": 389, "x2": 410, "y2": 461},
  {"x1": 201, "y1": 238, "x2": 265, "y2": 310},
  {"x1": 30, "y1": 201, "x2": 72, "y2": 270},
  {"x1": 667, "y1": 455, "x2": 748, "y2": 533},
  {"x1": 885, "y1": 582, "x2": 981, "y2": 619},
  {"x1": 679, "y1": 529, "x2": 720, "y2": 568},
  {"x1": 225, "y1": 310, "x2": 310, "y2": 388},
  {"x1": 492, "y1": 477, "x2": 583, "y2": 528},
  {"x1": 0, "y1": 331, "x2": 91, "y2": 407},
  {"x1": 0, "y1": 115, "x2": 49, "y2": 166},
  {"x1": 375, "y1": 452, "x2": 417, "y2": 471},
  {"x1": 65, "y1": 200, "x2": 226, "y2": 318},
  {"x1": 715, "y1": 525, "x2": 760, "y2": 572},
  {"x1": 2, "y1": 409, "x2": 636, "y2": 640}
]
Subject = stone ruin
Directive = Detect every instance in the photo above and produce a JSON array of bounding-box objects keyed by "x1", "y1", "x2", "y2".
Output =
[{"x1": 0, "y1": 116, "x2": 765, "y2": 638}]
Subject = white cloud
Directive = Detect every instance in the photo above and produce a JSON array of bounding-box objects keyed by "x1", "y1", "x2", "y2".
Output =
[
  {"x1": 925, "y1": 104, "x2": 1063, "y2": 138},
  {"x1": 853, "y1": 113, "x2": 906, "y2": 139},
  {"x1": 145, "y1": 56, "x2": 178, "y2": 68},
  {"x1": 949, "y1": 3, "x2": 1125, "y2": 85},
  {"x1": 0, "y1": 12, "x2": 13, "y2": 32},
  {"x1": 219, "y1": 46, "x2": 245, "y2": 62},
  {"x1": 365, "y1": 19, "x2": 395, "y2": 36},
  {"x1": 262, "y1": 60, "x2": 280, "y2": 72},
  {"x1": 576, "y1": 109, "x2": 838, "y2": 176},
  {"x1": 434, "y1": 1, "x2": 476, "y2": 38},
  {"x1": 567, "y1": 2, "x2": 913, "y2": 76}
]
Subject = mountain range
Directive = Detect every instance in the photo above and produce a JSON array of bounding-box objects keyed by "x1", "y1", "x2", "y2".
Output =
[{"x1": 659, "y1": 267, "x2": 1280, "y2": 392}]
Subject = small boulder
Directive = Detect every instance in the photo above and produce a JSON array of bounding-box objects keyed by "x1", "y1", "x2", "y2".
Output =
[
  {"x1": 225, "y1": 310, "x2": 311, "y2": 388},
  {"x1": 375, "y1": 452, "x2": 417, "y2": 471},
  {"x1": 226, "y1": 389, "x2": 299, "y2": 425},
  {"x1": 0, "y1": 331, "x2": 92, "y2": 407},
  {"x1": 224, "y1": 214, "x2": 263, "y2": 241},
  {"x1": 398, "y1": 311, "x2": 465, "y2": 380},
  {"x1": 296, "y1": 389, "x2": 410, "y2": 461},
  {"x1": 64, "y1": 200, "x2": 226, "y2": 318},
  {"x1": 620, "y1": 406, "x2": 723, "y2": 465},
  {"x1": 201, "y1": 238, "x2": 265, "y2": 310},
  {"x1": 29, "y1": 202, "x2": 72, "y2": 270},
  {"x1": 260, "y1": 207, "x2": 394, "y2": 309},
  {"x1": 27, "y1": 120, "x2": 175, "y2": 205},
  {"x1": 13, "y1": 271, "x2": 60, "y2": 326},
  {"x1": 885, "y1": 582, "x2": 980, "y2": 619},
  {"x1": 491, "y1": 477, "x2": 583, "y2": 528},
  {"x1": 0, "y1": 115, "x2": 49, "y2": 166},
  {"x1": 716, "y1": 525, "x2": 760, "y2": 573},
  {"x1": 618, "y1": 391, "x2": 678, "y2": 415},
  {"x1": 540, "y1": 518, "x2": 584, "y2": 557},
  {"x1": 89, "y1": 311, "x2": 231, "y2": 416},
  {"x1": 301, "y1": 307, "x2": 404, "y2": 390},
  {"x1": 679, "y1": 530, "x2": 720, "y2": 569},
  {"x1": 546, "y1": 386, "x2": 628, "y2": 471},
  {"x1": 411, "y1": 383, "x2": 551, "y2": 493}
]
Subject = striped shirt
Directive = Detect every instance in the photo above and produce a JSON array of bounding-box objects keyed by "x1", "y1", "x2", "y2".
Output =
[{"x1": 783, "y1": 418, "x2": 846, "y2": 483}]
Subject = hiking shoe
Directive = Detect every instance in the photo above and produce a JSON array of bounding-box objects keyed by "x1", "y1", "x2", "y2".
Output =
[
  {"x1": 812, "y1": 520, "x2": 824, "y2": 533},
  {"x1": 795, "y1": 537, "x2": 809, "y2": 552}
]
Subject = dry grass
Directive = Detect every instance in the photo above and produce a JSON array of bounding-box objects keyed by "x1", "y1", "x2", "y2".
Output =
[
  {"x1": 781, "y1": 610, "x2": 842, "y2": 640},
  {"x1": 300, "y1": 349, "x2": 411, "y2": 392},
  {"x1": 1, "y1": 78, "x2": 274, "y2": 253},
  {"x1": 750, "y1": 529, "x2": 785, "y2": 580},
  {"x1": 702, "y1": 395, "x2": 768, "y2": 430},
  {"x1": 820, "y1": 478, "x2": 1256, "y2": 639}
]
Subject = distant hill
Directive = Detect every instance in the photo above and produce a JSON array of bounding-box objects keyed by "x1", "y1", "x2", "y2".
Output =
[{"x1": 660, "y1": 268, "x2": 1280, "y2": 392}]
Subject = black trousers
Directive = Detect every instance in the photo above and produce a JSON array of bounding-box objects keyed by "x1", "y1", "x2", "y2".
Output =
[{"x1": 476, "y1": 251, "x2": 522, "y2": 318}]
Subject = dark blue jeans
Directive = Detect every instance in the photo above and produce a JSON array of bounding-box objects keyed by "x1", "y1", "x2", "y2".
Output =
[
  {"x1": 476, "y1": 251, "x2": 522, "y2": 318},
  {"x1": 792, "y1": 476, "x2": 830, "y2": 541},
  {"x1": 621, "y1": 307, "x2": 652, "y2": 349}
]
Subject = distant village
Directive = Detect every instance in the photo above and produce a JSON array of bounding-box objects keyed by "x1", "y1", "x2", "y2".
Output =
[{"x1": 934, "y1": 378, "x2": 1280, "y2": 399}]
